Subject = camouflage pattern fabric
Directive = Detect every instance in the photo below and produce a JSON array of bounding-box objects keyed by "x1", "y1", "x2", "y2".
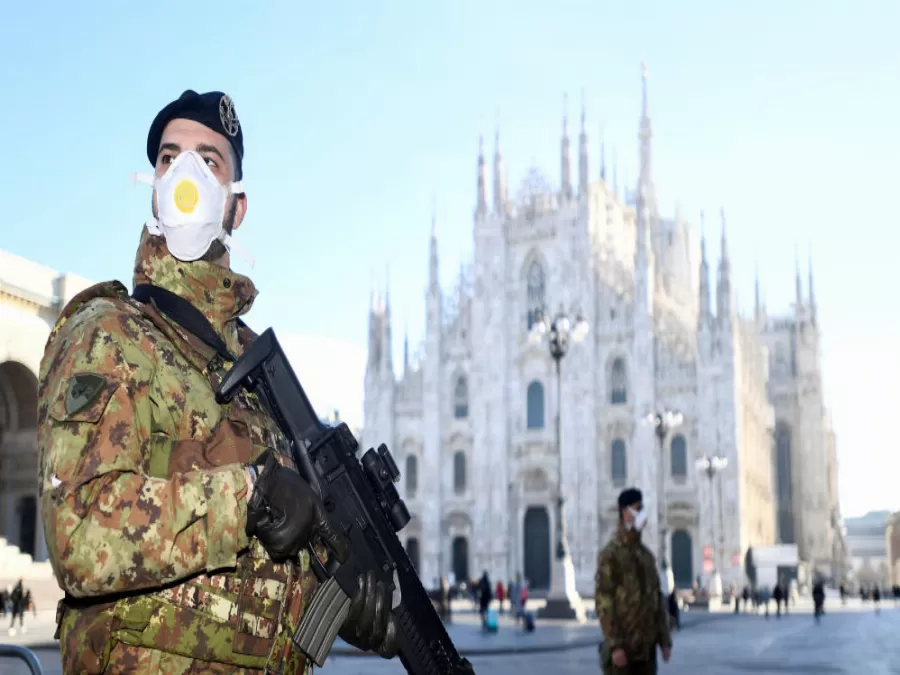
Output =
[
  {"x1": 595, "y1": 525, "x2": 672, "y2": 670},
  {"x1": 38, "y1": 230, "x2": 316, "y2": 674}
]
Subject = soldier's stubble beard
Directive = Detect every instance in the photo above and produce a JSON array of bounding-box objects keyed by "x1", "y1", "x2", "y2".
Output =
[{"x1": 150, "y1": 194, "x2": 239, "y2": 266}]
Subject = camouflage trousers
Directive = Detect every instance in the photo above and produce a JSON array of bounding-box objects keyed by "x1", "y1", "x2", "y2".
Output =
[{"x1": 103, "y1": 642, "x2": 313, "y2": 674}]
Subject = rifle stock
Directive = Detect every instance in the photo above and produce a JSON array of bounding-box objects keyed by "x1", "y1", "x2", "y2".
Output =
[{"x1": 216, "y1": 328, "x2": 475, "y2": 675}]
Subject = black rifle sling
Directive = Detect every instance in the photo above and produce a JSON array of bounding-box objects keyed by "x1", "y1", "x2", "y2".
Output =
[{"x1": 131, "y1": 284, "x2": 236, "y2": 362}]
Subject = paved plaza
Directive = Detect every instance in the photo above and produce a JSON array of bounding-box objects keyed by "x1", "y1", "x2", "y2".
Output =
[{"x1": 0, "y1": 599, "x2": 897, "y2": 674}]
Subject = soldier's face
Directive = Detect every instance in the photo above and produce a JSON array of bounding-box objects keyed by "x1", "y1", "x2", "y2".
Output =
[{"x1": 153, "y1": 118, "x2": 248, "y2": 264}]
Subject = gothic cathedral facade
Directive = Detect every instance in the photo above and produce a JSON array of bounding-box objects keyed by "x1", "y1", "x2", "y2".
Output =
[{"x1": 362, "y1": 67, "x2": 845, "y2": 595}]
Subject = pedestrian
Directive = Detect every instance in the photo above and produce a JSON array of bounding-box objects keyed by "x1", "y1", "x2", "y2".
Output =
[
  {"x1": 496, "y1": 580, "x2": 505, "y2": 614},
  {"x1": 773, "y1": 584, "x2": 783, "y2": 617},
  {"x1": 37, "y1": 89, "x2": 398, "y2": 673},
  {"x1": 812, "y1": 578, "x2": 825, "y2": 623},
  {"x1": 478, "y1": 571, "x2": 493, "y2": 625},
  {"x1": 595, "y1": 487, "x2": 673, "y2": 674},
  {"x1": 7, "y1": 579, "x2": 24, "y2": 636},
  {"x1": 873, "y1": 586, "x2": 881, "y2": 614}
]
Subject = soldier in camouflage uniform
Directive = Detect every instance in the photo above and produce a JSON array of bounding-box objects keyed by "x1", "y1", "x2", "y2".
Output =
[
  {"x1": 595, "y1": 488, "x2": 672, "y2": 674},
  {"x1": 37, "y1": 90, "x2": 398, "y2": 674}
]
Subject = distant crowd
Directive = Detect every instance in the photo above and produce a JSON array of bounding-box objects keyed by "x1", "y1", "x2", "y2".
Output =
[{"x1": 0, "y1": 578, "x2": 35, "y2": 635}]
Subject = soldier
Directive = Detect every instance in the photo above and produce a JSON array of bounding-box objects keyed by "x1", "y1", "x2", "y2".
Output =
[
  {"x1": 37, "y1": 90, "x2": 398, "y2": 673},
  {"x1": 595, "y1": 487, "x2": 672, "y2": 674}
]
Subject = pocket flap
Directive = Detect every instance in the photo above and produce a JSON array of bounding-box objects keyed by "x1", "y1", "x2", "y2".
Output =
[{"x1": 49, "y1": 372, "x2": 121, "y2": 424}]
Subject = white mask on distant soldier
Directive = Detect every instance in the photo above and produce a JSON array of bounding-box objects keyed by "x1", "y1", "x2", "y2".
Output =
[{"x1": 627, "y1": 506, "x2": 649, "y2": 532}]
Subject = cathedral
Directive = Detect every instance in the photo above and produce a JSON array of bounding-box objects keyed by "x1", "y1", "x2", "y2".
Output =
[{"x1": 361, "y1": 66, "x2": 845, "y2": 596}]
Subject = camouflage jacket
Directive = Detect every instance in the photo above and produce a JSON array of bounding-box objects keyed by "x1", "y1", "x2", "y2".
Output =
[
  {"x1": 37, "y1": 230, "x2": 316, "y2": 674},
  {"x1": 594, "y1": 525, "x2": 672, "y2": 661}
]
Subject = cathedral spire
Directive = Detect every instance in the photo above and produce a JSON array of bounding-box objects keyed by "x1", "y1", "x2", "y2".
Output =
[
  {"x1": 578, "y1": 89, "x2": 589, "y2": 198},
  {"x1": 638, "y1": 62, "x2": 656, "y2": 217},
  {"x1": 794, "y1": 245, "x2": 803, "y2": 313},
  {"x1": 754, "y1": 263, "x2": 762, "y2": 321},
  {"x1": 561, "y1": 93, "x2": 573, "y2": 201},
  {"x1": 599, "y1": 123, "x2": 607, "y2": 181},
  {"x1": 698, "y1": 211, "x2": 711, "y2": 326},
  {"x1": 716, "y1": 208, "x2": 733, "y2": 320},
  {"x1": 381, "y1": 264, "x2": 393, "y2": 373},
  {"x1": 403, "y1": 322, "x2": 409, "y2": 374},
  {"x1": 476, "y1": 136, "x2": 487, "y2": 219},
  {"x1": 429, "y1": 205, "x2": 439, "y2": 289},
  {"x1": 492, "y1": 129, "x2": 507, "y2": 214},
  {"x1": 808, "y1": 246, "x2": 817, "y2": 323}
]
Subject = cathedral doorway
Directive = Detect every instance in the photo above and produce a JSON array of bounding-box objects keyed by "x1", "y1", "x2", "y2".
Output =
[
  {"x1": 452, "y1": 537, "x2": 469, "y2": 584},
  {"x1": 405, "y1": 537, "x2": 420, "y2": 573},
  {"x1": 17, "y1": 495, "x2": 37, "y2": 558},
  {"x1": 671, "y1": 529, "x2": 693, "y2": 589},
  {"x1": 523, "y1": 506, "x2": 551, "y2": 590}
]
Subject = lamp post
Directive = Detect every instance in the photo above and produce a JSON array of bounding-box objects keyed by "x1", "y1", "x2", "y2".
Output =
[
  {"x1": 696, "y1": 454, "x2": 728, "y2": 597},
  {"x1": 644, "y1": 409, "x2": 683, "y2": 594},
  {"x1": 530, "y1": 305, "x2": 589, "y2": 621}
]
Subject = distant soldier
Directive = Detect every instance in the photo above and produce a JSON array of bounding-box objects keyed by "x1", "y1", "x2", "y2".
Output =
[{"x1": 595, "y1": 487, "x2": 672, "y2": 674}]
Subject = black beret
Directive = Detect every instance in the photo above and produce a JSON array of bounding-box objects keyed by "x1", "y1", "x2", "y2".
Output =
[
  {"x1": 618, "y1": 487, "x2": 643, "y2": 510},
  {"x1": 146, "y1": 89, "x2": 243, "y2": 174}
]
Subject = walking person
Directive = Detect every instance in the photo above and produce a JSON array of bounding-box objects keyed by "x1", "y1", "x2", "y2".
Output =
[
  {"x1": 812, "y1": 578, "x2": 825, "y2": 623},
  {"x1": 7, "y1": 579, "x2": 24, "y2": 636},
  {"x1": 595, "y1": 487, "x2": 673, "y2": 674}
]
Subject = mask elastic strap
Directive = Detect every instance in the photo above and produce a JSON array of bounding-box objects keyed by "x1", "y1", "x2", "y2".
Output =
[
  {"x1": 131, "y1": 172, "x2": 156, "y2": 187},
  {"x1": 221, "y1": 232, "x2": 256, "y2": 269},
  {"x1": 229, "y1": 181, "x2": 245, "y2": 195},
  {"x1": 144, "y1": 217, "x2": 164, "y2": 236}
]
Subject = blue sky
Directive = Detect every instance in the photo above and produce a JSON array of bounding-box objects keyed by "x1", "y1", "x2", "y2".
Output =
[{"x1": 1, "y1": 1, "x2": 898, "y2": 518}]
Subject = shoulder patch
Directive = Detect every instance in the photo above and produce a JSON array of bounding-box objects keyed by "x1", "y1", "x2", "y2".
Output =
[{"x1": 65, "y1": 373, "x2": 107, "y2": 417}]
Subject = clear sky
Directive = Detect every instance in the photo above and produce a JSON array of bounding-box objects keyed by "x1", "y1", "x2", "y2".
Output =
[{"x1": 1, "y1": 1, "x2": 897, "y2": 519}]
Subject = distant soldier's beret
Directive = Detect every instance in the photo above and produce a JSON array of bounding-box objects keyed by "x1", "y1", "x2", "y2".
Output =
[
  {"x1": 146, "y1": 90, "x2": 244, "y2": 175},
  {"x1": 618, "y1": 487, "x2": 643, "y2": 510}
]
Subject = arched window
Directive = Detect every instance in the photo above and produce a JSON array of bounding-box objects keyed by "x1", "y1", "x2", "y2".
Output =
[
  {"x1": 453, "y1": 451, "x2": 466, "y2": 493},
  {"x1": 611, "y1": 439, "x2": 627, "y2": 486},
  {"x1": 526, "y1": 380, "x2": 545, "y2": 429},
  {"x1": 526, "y1": 261, "x2": 546, "y2": 330},
  {"x1": 670, "y1": 434, "x2": 687, "y2": 479},
  {"x1": 454, "y1": 376, "x2": 469, "y2": 419},
  {"x1": 609, "y1": 358, "x2": 628, "y2": 404},
  {"x1": 406, "y1": 455, "x2": 418, "y2": 497}
]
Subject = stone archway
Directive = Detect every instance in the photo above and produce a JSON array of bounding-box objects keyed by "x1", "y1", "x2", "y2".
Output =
[
  {"x1": 523, "y1": 506, "x2": 551, "y2": 590},
  {"x1": 0, "y1": 360, "x2": 41, "y2": 559},
  {"x1": 452, "y1": 536, "x2": 470, "y2": 584}
]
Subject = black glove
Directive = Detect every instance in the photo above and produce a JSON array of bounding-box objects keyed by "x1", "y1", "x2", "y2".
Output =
[
  {"x1": 245, "y1": 451, "x2": 349, "y2": 564},
  {"x1": 339, "y1": 569, "x2": 401, "y2": 659}
]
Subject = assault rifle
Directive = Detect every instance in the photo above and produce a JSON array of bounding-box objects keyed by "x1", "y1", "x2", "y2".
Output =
[{"x1": 216, "y1": 328, "x2": 475, "y2": 675}]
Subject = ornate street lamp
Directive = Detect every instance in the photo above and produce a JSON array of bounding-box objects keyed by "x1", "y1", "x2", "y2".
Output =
[
  {"x1": 643, "y1": 409, "x2": 684, "y2": 592},
  {"x1": 696, "y1": 454, "x2": 728, "y2": 597},
  {"x1": 529, "y1": 305, "x2": 589, "y2": 621}
]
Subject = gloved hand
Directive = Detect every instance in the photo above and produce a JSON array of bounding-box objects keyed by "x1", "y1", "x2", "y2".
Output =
[
  {"x1": 245, "y1": 450, "x2": 349, "y2": 564},
  {"x1": 339, "y1": 569, "x2": 401, "y2": 659}
]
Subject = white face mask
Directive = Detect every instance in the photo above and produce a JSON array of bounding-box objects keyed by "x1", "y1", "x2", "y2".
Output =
[
  {"x1": 627, "y1": 506, "x2": 649, "y2": 532},
  {"x1": 132, "y1": 151, "x2": 254, "y2": 267}
]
